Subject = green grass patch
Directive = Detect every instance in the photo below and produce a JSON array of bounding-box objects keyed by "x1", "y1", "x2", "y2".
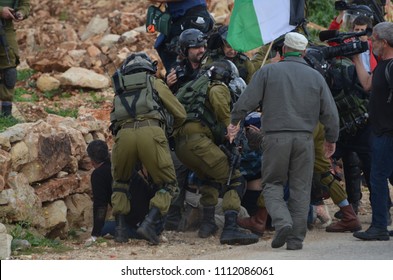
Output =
[
  {"x1": 14, "y1": 87, "x2": 39, "y2": 102},
  {"x1": 0, "y1": 115, "x2": 20, "y2": 132},
  {"x1": 45, "y1": 107, "x2": 78, "y2": 118},
  {"x1": 59, "y1": 10, "x2": 69, "y2": 21},
  {"x1": 17, "y1": 69, "x2": 35, "y2": 82},
  {"x1": 10, "y1": 221, "x2": 72, "y2": 255},
  {"x1": 42, "y1": 88, "x2": 63, "y2": 100},
  {"x1": 89, "y1": 91, "x2": 107, "y2": 103}
]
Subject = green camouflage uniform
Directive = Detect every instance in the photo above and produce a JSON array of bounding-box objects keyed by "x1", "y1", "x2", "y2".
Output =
[
  {"x1": 313, "y1": 122, "x2": 347, "y2": 204},
  {"x1": 174, "y1": 82, "x2": 243, "y2": 211},
  {"x1": 0, "y1": 0, "x2": 30, "y2": 101},
  {"x1": 111, "y1": 77, "x2": 186, "y2": 216}
]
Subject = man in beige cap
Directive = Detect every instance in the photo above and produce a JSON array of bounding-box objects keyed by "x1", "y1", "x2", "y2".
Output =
[{"x1": 228, "y1": 32, "x2": 339, "y2": 250}]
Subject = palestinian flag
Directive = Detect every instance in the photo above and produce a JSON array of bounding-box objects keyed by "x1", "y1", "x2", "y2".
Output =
[{"x1": 227, "y1": 0, "x2": 305, "y2": 52}]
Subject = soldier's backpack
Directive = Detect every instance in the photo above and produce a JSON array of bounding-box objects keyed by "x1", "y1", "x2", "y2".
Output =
[
  {"x1": 328, "y1": 57, "x2": 369, "y2": 139},
  {"x1": 110, "y1": 71, "x2": 173, "y2": 135},
  {"x1": 176, "y1": 72, "x2": 227, "y2": 144}
]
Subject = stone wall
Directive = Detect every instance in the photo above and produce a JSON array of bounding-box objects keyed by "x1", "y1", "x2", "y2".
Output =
[{"x1": 0, "y1": 114, "x2": 111, "y2": 239}]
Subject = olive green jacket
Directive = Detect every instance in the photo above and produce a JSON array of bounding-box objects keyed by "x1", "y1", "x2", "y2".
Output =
[{"x1": 0, "y1": 0, "x2": 30, "y2": 67}]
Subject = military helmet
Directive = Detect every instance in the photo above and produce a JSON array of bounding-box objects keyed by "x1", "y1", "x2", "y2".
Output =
[
  {"x1": 121, "y1": 52, "x2": 157, "y2": 74},
  {"x1": 207, "y1": 59, "x2": 239, "y2": 84},
  {"x1": 346, "y1": 4, "x2": 374, "y2": 18},
  {"x1": 343, "y1": 4, "x2": 374, "y2": 31},
  {"x1": 218, "y1": 25, "x2": 229, "y2": 42},
  {"x1": 179, "y1": 28, "x2": 207, "y2": 57},
  {"x1": 206, "y1": 59, "x2": 246, "y2": 100}
]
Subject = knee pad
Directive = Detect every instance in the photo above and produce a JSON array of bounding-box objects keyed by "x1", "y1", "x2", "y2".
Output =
[{"x1": 2, "y1": 68, "x2": 17, "y2": 89}]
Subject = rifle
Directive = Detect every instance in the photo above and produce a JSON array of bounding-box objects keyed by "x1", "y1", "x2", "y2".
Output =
[
  {"x1": 340, "y1": 113, "x2": 369, "y2": 133},
  {"x1": 220, "y1": 121, "x2": 249, "y2": 187}
]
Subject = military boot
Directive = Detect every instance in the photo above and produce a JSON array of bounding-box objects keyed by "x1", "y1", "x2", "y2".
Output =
[
  {"x1": 220, "y1": 210, "x2": 260, "y2": 245},
  {"x1": 1, "y1": 102, "x2": 12, "y2": 117},
  {"x1": 114, "y1": 214, "x2": 129, "y2": 243},
  {"x1": 326, "y1": 204, "x2": 362, "y2": 232},
  {"x1": 137, "y1": 207, "x2": 162, "y2": 245},
  {"x1": 198, "y1": 206, "x2": 218, "y2": 238},
  {"x1": 237, "y1": 207, "x2": 268, "y2": 236}
]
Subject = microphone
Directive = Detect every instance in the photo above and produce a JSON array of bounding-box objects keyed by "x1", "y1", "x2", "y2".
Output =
[
  {"x1": 319, "y1": 27, "x2": 373, "y2": 42},
  {"x1": 319, "y1": 30, "x2": 339, "y2": 42}
]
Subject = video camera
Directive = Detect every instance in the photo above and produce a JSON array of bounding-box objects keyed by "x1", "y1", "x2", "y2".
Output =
[{"x1": 317, "y1": 28, "x2": 371, "y2": 60}]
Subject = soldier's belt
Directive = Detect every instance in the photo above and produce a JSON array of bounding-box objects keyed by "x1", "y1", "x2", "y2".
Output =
[{"x1": 122, "y1": 119, "x2": 160, "y2": 129}]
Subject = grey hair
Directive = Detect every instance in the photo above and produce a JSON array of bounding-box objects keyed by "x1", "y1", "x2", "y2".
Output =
[{"x1": 373, "y1": 22, "x2": 393, "y2": 47}]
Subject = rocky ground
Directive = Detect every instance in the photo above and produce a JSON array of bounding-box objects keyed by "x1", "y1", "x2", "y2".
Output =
[
  {"x1": 10, "y1": 193, "x2": 386, "y2": 260},
  {"x1": 6, "y1": 0, "x2": 393, "y2": 260}
]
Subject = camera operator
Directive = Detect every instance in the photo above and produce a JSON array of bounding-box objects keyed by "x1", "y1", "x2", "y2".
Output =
[
  {"x1": 329, "y1": 2, "x2": 377, "y2": 73},
  {"x1": 321, "y1": 2, "x2": 377, "y2": 218},
  {"x1": 352, "y1": 21, "x2": 393, "y2": 241},
  {"x1": 165, "y1": 28, "x2": 207, "y2": 94}
]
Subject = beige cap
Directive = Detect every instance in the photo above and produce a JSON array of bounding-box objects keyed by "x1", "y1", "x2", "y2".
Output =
[{"x1": 284, "y1": 32, "x2": 308, "y2": 51}]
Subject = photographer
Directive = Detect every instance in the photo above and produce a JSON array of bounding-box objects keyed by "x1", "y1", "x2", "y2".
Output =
[
  {"x1": 352, "y1": 22, "x2": 393, "y2": 241},
  {"x1": 165, "y1": 28, "x2": 207, "y2": 94}
]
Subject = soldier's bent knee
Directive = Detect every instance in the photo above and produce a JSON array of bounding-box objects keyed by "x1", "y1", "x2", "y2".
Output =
[{"x1": 2, "y1": 68, "x2": 17, "y2": 89}]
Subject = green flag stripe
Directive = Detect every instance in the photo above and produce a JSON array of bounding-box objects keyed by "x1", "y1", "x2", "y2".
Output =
[{"x1": 227, "y1": 0, "x2": 264, "y2": 52}]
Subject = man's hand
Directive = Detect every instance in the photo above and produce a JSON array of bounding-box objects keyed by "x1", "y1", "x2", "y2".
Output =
[
  {"x1": 323, "y1": 141, "x2": 336, "y2": 158},
  {"x1": 227, "y1": 123, "x2": 240, "y2": 143},
  {"x1": 165, "y1": 68, "x2": 178, "y2": 88},
  {"x1": 1, "y1": 7, "x2": 16, "y2": 20}
]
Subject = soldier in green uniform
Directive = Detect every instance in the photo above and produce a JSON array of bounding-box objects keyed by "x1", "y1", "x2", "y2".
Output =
[
  {"x1": 312, "y1": 122, "x2": 361, "y2": 233},
  {"x1": 203, "y1": 25, "x2": 255, "y2": 84},
  {"x1": 0, "y1": 0, "x2": 30, "y2": 117},
  {"x1": 174, "y1": 59, "x2": 259, "y2": 245},
  {"x1": 109, "y1": 52, "x2": 186, "y2": 245}
]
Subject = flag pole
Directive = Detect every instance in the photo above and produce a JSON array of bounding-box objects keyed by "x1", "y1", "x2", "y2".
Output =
[{"x1": 260, "y1": 40, "x2": 275, "y2": 69}]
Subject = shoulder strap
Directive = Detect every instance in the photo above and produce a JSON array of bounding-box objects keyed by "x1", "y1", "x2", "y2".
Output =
[{"x1": 119, "y1": 90, "x2": 141, "y2": 119}]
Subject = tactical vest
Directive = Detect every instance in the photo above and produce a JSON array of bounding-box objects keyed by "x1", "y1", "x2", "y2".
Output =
[
  {"x1": 328, "y1": 57, "x2": 369, "y2": 138},
  {"x1": 176, "y1": 73, "x2": 227, "y2": 144},
  {"x1": 111, "y1": 71, "x2": 163, "y2": 123}
]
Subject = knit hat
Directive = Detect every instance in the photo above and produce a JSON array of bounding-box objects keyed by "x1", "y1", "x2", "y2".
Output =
[
  {"x1": 244, "y1": 112, "x2": 261, "y2": 128},
  {"x1": 284, "y1": 32, "x2": 308, "y2": 51}
]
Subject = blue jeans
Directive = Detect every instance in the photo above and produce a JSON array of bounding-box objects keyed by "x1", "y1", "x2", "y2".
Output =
[
  {"x1": 101, "y1": 221, "x2": 140, "y2": 239},
  {"x1": 370, "y1": 133, "x2": 393, "y2": 229}
]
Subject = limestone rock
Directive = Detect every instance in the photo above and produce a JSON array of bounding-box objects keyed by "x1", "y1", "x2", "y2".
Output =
[
  {"x1": 36, "y1": 74, "x2": 61, "y2": 92},
  {"x1": 58, "y1": 67, "x2": 110, "y2": 89}
]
